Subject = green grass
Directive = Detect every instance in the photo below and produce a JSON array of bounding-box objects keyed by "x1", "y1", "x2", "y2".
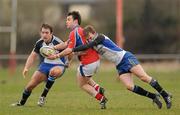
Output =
[{"x1": 0, "y1": 65, "x2": 180, "y2": 115}]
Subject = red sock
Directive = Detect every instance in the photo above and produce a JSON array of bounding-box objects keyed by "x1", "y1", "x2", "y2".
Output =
[
  {"x1": 94, "y1": 84, "x2": 100, "y2": 92},
  {"x1": 95, "y1": 93, "x2": 103, "y2": 101}
]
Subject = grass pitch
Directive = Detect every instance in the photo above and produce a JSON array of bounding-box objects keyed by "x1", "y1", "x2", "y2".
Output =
[{"x1": 0, "y1": 64, "x2": 180, "y2": 115}]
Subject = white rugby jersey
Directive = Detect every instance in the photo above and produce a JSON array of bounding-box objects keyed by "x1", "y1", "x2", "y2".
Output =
[
  {"x1": 73, "y1": 34, "x2": 126, "y2": 65},
  {"x1": 93, "y1": 35, "x2": 126, "y2": 65},
  {"x1": 33, "y1": 35, "x2": 67, "y2": 65}
]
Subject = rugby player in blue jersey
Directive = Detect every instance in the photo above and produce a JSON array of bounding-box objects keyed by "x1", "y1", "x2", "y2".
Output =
[
  {"x1": 11, "y1": 24, "x2": 69, "y2": 107},
  {"x1": 72, "y1": 25, "x2": 172, "y2": 109}
]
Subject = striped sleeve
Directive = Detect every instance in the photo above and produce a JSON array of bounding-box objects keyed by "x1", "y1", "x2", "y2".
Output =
[
  {"x1": 53, "y1": 36, "x2": 64, "y2": 45},
  {"x1": 67, "y1": 31, "x2": 76, "y2": 49},
  {"x1": 33, "y1": 39, "x2": 42, "y2": 54}
]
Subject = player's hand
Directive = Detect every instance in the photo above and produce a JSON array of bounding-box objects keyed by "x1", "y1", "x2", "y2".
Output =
[
  {"x1": 47, "y1": 54, "x2": 58, "y2": 60},
  {"x1": 22, "y1": 68, "x2": 28, "y2": 78},
  {"x1": 64, "y1": 62, "x2": 70, "y2": 68}
]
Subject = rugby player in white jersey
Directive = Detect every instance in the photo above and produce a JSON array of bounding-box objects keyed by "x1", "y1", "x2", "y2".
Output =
[
  {"x1": 72, "y1": 25, "x2": 172, "y2": 109},
  {"x1": 11, "y1": 24, "x2": 69, "y2": 107}
]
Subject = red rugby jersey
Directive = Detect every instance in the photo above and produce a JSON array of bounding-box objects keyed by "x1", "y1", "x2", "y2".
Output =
[{"x1": 68, "y1": 26, "x2": 99, "y2": 65}]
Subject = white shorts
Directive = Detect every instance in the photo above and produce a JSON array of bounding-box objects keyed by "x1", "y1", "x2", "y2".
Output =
[{"x1": 77, "y1": 60, "x2": 100, "y2": 77}]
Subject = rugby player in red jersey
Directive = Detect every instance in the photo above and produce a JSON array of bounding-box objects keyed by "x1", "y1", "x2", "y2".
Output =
[{"x1": 48, "y1": 11, "x2": 107, "y2": 109}]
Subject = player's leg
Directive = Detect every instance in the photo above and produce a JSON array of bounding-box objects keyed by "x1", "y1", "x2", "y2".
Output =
[
  {"x1": 77, "y1": 74, "x2": 107, "y2": 109},
  {"x1": 130, "y1": 64, "x2": 172, "y2": 109},
  {"x1": 77, "y1": 61, "x2": 107, "y2": 109},
  {"x1": 11, "y1": 71, "x2": 46, "y2": 106},
  {"x1": 119, "y1": 73, "x2": 158, "y2": 100},
  {"x1": 77, "y1": 61, "x2": 102, "y2": 97},
  {"x1": 88, "y1": 78, "x2": 105, "y2": 95},
  {"x1": 38, "y1": 66, "x2": 65, "y2": 106},
  {"x1": 117, "y1": 52, "x2": 156, "y2": 98},
  {"x1": 119, "y1": 73, "x2": 162, "y2": 109},
  {"x1": 86, "y1": 60, "x2": 105, "y2": 95},
  {"x1": 77, "y1": 74, "x2": 97, "y2": 96},
  {"x1": 40, "y1": 66, "x2": 64, "y2": 97},
  {"x1": 116, "y1": 51, "x2": 162, "y2": 109}
]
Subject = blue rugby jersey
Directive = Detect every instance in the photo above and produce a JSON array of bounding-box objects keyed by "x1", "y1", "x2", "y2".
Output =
[{"x1": 73, "y1": 34, "x2": 126, "y2": 65}]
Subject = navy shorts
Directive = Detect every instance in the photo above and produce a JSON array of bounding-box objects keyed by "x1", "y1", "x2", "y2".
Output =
[
  {"x1": 38, "y1": 62, "x2": 66, "y2": 77},
  {"x1": 116, "y1": 51, "x2": 139, "y2": 75}
]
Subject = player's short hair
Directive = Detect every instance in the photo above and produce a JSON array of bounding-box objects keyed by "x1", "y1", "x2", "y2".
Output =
[
  {"x1": 67, "y1": 11, "x2": 81, "y2": 25},
  {"x1": 83, "y1": 25, "x2": 96, "y2": 37},
  {"x1": 41, "y1": 23, "x2": 53, "y2": 33}
]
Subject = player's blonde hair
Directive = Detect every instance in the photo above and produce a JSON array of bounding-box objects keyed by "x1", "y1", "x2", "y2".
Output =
[{"x1": 83, "y1": 25, "x2": 96, "y2": 38}]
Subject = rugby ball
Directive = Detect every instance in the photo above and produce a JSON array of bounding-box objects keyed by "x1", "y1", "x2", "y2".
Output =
[{"x1": 40, "y1": 46, "x2": 56, "y2": 58}]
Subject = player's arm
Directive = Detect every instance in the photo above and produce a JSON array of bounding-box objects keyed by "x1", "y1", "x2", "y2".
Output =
[
  {"x1": 48, "y1": 48, "x2": 72, "y2": 60},
  {"x1": 22, "y1": 50, "x2": 38, "y2": 78},
  {"x1": 23, "y1": 40, "x2": 40, "y2": 78},
  {"x1": 56, "y1": 48, "x2": 72, "y2": 58},
  {"x1": 65, "y1": 52, "x2": 74, "y2": 68},
  {"x1": 73, "y1": 34, "x2": 105, "y2": 52},
  {"x1": 48, "y1": 32, "x2": 76, "y2": 60},
  {"x1": 53, "y1": 40, "x2": 68, "y2": 50}
]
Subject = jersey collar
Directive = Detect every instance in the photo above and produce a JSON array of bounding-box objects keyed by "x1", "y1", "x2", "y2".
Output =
[
  {"x1": 71, "y1": 24, "x2": 79, "y2": 30},
  {"x1": 45, "y1": 35, "x2": 54, "y2": 45}
]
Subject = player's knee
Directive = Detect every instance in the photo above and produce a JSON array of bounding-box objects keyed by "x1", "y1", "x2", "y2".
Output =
[{"x1": 50, "y1": 68, "x2": 62, "y2": 77}]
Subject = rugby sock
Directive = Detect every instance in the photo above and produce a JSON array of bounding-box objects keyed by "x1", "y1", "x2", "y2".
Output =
[
  {"x1": 41, "y1": 76, "x2": 55, "y2": 97},
  {"x1": 20, "y1": 89, "x2": 31, "y2": 105},
  {"x1": 133, "y1": 85, "x2": 156, "y2": 99},
  {"x1": 150, "y1": 79, "x2": 168, "y2": 98},
  {"x1": 93, "y1": 84, "x2": 100, "y2": 92},
  {"x1": 95, "y1": 93, "x2": 104, "y2": 101}
]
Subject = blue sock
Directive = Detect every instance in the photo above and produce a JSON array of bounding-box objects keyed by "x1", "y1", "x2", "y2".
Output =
[
  {"x1": 20, "y1": 89, "x2": 31, "y2": 105},
  {"x1": 41, "y1": 76, "x2": 55, "y2": 97}
]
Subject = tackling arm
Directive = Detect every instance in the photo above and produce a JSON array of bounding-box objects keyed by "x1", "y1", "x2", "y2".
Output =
[
  {"x1": 53, "y1": 41, "x2": 68, "y2": 50},
  {"x1": 47, "y1": 48, "x2": 73, "y2": 60},
  {"x1": 56, "y1": 48, "x2": 72, "y2": 58},
  {"x1": 73, "y1": 35, "x2": 105, "y2": 52}
]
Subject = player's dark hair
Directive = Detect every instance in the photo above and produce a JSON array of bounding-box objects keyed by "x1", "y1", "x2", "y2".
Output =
[
  {"x1": 41, "y1": 23, "x2": 53, "y2": 33},
  {"x1": 83, "y1": 25, "x2": 96, "y2": 37},
  {"x1": 67, "y1": 11, "x2": 81, "y2": 25}
]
